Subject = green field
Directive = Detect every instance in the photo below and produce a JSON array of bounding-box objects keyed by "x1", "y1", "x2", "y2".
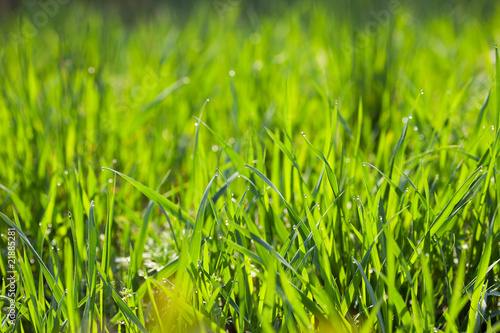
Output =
[{"x1": 1, "y1": 1, "x2": 500, "y2": 332}]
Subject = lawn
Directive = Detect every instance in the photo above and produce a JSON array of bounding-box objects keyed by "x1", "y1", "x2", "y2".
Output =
[{"x1": 0, "y1": 0, "x2": 500, "y2": 332}]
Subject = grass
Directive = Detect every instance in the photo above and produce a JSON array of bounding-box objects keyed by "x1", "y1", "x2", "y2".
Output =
[{"x1": 1, "y1": 1, "x2": 500, "y2": 332}]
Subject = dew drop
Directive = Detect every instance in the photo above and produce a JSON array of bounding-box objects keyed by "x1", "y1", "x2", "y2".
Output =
[
  {"x1": 194, "y1": 122, "x2": 199, "y2": 127},
  {"x1": 409, "y1": 115, "x2": 413, "y2": 119},
  {"x1": 301, "y1": 131, "x2": 306, "y2": 137},
  {"x1": 57, "y1": 182, "x2": 61, "y2": 186},
  {"x1": 420, "y1": 89, "x2": 424, "y2": 94},
  {"x1": 64, "y1": 170, "x2": 68, "y2": 175}
]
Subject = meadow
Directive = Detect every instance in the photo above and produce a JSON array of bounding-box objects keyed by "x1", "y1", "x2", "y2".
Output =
[{"x1": 0, "y1": 0, "x2": 500, "y2": 332}]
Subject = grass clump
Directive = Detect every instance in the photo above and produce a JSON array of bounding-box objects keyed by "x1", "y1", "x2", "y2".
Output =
[{"x1": 1, "y1": 1, "x2": 500, "y2": 332}]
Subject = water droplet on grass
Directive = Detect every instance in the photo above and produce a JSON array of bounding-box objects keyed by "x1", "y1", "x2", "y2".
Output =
[
  {"x1": 229, "y1": 70, "x2": 235, "y2": 77},
  {"x1": 420, "y1": 89, "x2": 424, "y2": 94},
  {"x1": 301, "y1": 131, "x2": 306, "y2": 136}
]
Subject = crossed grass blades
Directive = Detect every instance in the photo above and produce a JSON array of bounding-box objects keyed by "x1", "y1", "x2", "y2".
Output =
[{"x1": 1, "y1": 1, "x2": 500, "y2": 332}]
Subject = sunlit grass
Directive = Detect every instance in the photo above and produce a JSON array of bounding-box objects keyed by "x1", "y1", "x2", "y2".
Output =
[{"x1": 1, "y1": 1, "x2": 500, "y2": 332}]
